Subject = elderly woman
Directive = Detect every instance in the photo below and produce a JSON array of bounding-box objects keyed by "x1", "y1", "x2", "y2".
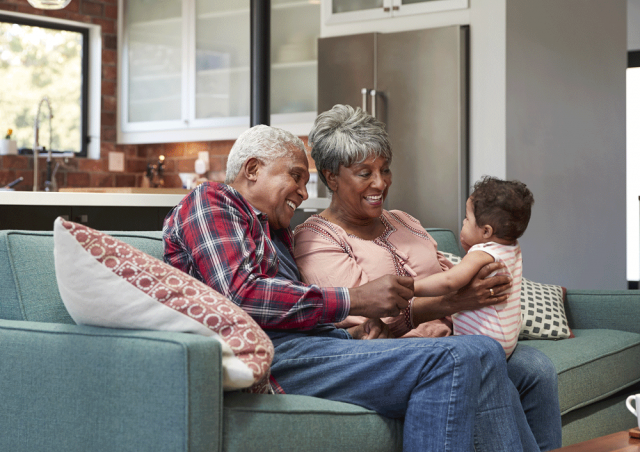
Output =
[{"x1": 293, "y1": 104, "x2": 562, "y2": 451}]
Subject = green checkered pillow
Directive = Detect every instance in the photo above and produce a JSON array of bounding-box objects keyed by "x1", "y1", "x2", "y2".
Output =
[{"x1": 440, "y1": 252, "x2": 572, "y2": 340}]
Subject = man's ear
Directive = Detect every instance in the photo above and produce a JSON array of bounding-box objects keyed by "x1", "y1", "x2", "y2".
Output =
[
  {"x1": 323, "y1": 169, "x2": 338, "y2": 192},
  {"x1": 243, "y1": 157, "x2": 261, "y2": 182},
  {"x1": 482, "y1": 224, "x2": 494, "y2": 238}
]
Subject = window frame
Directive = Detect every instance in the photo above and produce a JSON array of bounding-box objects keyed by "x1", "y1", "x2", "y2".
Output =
[
  {"x1": 628, "y1": 50, "x2": 640, "y2": 289},
  {"x1": 630, "y1": 51, "x2": 640, "y2": 69},
  {"x1": 0, "y1": 11, "x2": 101, "y2": 159}
]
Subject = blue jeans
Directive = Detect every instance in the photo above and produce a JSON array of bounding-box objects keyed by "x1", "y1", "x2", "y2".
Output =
[
  {"x1": 269, "y1": 330, "x2": 540, "y2": 452},
  {"x1": 507, "y1": 344, "x2": 562, "y2": 451}
]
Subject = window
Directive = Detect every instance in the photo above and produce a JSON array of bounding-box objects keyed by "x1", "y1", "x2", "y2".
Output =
[{"x1": 0, "y1": 14, "x2": 89, "y2": 156}]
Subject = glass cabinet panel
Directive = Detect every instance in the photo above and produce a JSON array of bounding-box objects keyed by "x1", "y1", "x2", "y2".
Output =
[
  {"x1": 332, "y1": 0, "x2": 383, "y2": 14},
  {"x1": 271, "y1": 0, "x2": 320, "y2": 115},
  {"x1": 398, "y1": 0, "x2": 467, "y2": 8},
  {"x1": 325, "y1": 0, "x2": 468, "y2": 24},
  {"x1": 125, "y1": 0, "x2": 183, "y2": 123},
  {"x1": 195, "y1": 0, "x2": 250, "y2": 120}
]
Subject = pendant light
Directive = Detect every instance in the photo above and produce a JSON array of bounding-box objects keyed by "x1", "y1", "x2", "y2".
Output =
[{"x1": 27, "y1": 0, "x2": 72, "y2": 10}]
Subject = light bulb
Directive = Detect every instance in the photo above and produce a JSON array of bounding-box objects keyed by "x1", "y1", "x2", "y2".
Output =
[{"x1": 27, "y1": 0, "x2": 72, "y2": 10}]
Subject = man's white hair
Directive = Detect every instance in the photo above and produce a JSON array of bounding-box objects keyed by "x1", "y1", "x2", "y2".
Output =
[{"x1": 225, "y1": 125, "x2": 307, "y2": 184}]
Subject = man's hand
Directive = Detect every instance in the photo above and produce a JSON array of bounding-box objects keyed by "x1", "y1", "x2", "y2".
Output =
[
  {"x1": 347, "y1": 318, "x2": 392, "y2": 340},
  {"x1": 445, "y1": 261, "x2": 512, "y2": 312},
  {"x1": 348, "y1": 275, "x2": 414, "y2": 318}
]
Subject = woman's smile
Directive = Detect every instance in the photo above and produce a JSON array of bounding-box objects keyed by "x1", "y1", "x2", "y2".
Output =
[{"x1": 364, "y1": 193, "x2": 384, "y2": 205}]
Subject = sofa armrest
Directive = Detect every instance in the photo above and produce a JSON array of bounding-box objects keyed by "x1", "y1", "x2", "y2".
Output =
[
  {"x1": 0, "y1": 319, "x2": 223, "y2": 452},
  {"x1": 565, "y1": 290, "x2": 640, "y2": 334}
]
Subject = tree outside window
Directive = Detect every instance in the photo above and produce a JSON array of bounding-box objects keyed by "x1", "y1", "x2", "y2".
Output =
[{"x1": 0, "y1": 17, "x2": 87, "y2": 155}]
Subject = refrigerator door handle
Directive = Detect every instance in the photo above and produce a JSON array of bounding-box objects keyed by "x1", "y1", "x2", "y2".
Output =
[
  {"x1": 361, "y1": 88, "x2": 369, "y2": 114},
  {"x1": 370, "y1": 89, "x2": 377, "y2": 118}
]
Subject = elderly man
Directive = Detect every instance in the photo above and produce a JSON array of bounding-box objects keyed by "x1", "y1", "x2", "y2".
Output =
[{"x1": 163, "y1": 125, "x2": 541, "y2": 452}]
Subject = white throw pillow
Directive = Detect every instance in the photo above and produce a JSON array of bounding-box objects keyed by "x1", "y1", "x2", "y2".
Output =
[{"x1": 53, "y1": 217, "x2": 274, "y2": 392}]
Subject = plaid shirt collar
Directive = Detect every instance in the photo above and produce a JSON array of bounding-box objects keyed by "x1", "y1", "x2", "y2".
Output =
[{"x1": 248, "y1": 202, "x2": 295, "y2": 255}]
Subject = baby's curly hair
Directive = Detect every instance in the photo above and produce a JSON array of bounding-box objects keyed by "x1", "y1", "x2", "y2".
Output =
[{"x1": 470, "y1": 176, "x2": 534, "y2": 241}]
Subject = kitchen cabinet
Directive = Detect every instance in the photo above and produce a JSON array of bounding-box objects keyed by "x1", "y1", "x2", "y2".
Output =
[
  {"x1": 0, "y1": 192, "x2": 186, "y2": 231},
  {"x1": 0, "y1": 204, "x2": 173, "y2": 231},
  {"x1": 324, "y1": 0, "x2": 468, "y2": 24},
  {"x1": 118, "y1": 0, "x2": 320, "y2": 144}
]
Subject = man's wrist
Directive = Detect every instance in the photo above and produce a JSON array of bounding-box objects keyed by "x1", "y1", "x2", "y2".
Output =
[
  {"x1": 334, "y1": 287, "x2": 352, "y2": 322},
  {"x1": 346, "y1": 286, "x2": 361, "y2": 316}
]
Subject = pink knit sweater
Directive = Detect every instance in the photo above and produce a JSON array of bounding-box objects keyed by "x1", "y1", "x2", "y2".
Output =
[{"x1": 293, "y1": 210, "x2": 453, "y2": 338}]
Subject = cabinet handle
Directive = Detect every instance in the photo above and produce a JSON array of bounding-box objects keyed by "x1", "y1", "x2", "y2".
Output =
[
  {"x1": 361, "y1": 88, "x2": 368, "y2": 113},
  {"x1": 393, "y1": 5, "x2": 399, "y2": 10},
  {"x1": 370, "y1": 90, "x2": 377, "y2": 118}
]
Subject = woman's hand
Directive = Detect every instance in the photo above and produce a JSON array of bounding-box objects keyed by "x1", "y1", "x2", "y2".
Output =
[
  {"x1": 445, "y1": 261, "x2": 512, "y2": 312},
  {"x1": 410, "y1": 262, "x2": 512, "y2": 324},
  {"x1": 347, "y1": 318, "x2": 392, "y2": 340}
]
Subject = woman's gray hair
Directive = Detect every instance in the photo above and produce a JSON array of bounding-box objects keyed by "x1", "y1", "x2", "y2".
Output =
[
  {"x1": 225, "y1": 125, "x2": 306, "y2": 184},
  {"x1": 308, "y1": 104, "x2": 392, "y2": 190}
]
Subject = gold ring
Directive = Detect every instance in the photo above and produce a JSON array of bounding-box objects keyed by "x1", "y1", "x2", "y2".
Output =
[{"x1": 489, "y1": 288, "x2": 494, "y2": 297}]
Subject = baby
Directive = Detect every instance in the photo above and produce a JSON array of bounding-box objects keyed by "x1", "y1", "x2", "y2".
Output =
[{"x1": 415, "y1": 176, "x2": 534, "y2": 358}]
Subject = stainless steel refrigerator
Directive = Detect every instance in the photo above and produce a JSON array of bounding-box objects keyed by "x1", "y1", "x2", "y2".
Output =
[{"x1": 317, "y1": 26, "x2": 468, "y2": 237}]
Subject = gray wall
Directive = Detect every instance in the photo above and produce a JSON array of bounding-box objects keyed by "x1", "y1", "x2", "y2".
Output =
[
  {"x1": 505, "y1": 0, "x2": 627, "y2": 289},
  {"x1": 630, "y1": 0, "x2": 640, "y2": 50}
]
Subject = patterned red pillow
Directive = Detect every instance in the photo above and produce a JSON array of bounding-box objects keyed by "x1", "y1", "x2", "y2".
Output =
[{"x1": 53, "y1": 217, "x2": 273, "y2": 392}]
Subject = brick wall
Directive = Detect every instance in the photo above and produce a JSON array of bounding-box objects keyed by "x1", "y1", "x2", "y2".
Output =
[{"x1": 0, "y1": 0, "x2": 311, "y2": 192}]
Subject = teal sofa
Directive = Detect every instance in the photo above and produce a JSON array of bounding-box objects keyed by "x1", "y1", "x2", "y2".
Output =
[{"x1": 1, "y1": 227, "x2": 639, "y2": 451}]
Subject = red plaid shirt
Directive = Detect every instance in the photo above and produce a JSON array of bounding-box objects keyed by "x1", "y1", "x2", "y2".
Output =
[{"x1": 163, "y1": 182, "x2": 350, "y2": 331}]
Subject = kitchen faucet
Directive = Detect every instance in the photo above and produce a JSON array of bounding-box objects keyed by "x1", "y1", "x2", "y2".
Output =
[
  {"x1": 33, "y1": 96, "x2": 53, "y2": 191},
  {"x1": 144, "y1": 155, "x2": 165, "y2": 188}
]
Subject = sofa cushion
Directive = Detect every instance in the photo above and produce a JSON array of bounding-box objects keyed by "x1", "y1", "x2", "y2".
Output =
[
  {"x1": 0, "y1": 229, "x2": 165, "y2": 324},
  {"x1": 53, "y1": 217, "x2": 273, "y2": 392},
  {"x1": 518, "y1": 279, "x2": 572, "y2": 340},
  {"x1": 522, "y1": 329, "x2": 640, "y2": 415},
  {"x1": 426, "y1": 228, "x2": 462, "y2": 256},
  {"x1": 223, "y1": 393, "x2": 403, "y2": 452}
]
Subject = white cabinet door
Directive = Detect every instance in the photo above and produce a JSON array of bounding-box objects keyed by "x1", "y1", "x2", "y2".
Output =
[
  {"x1": 391, "y1": 0, "x2": 468, "y2": 18},
  {"x1": 325, "y1": 0, "x2": 391, "y2": 24},
  {"x1": 271, "y1": 0, "x2": 320, "y2": 132},
  {"x1": 192, "y1": 0, "x2": 250, "y2": 128},
  {"x1": 119, "y1": 0, "x2": 319, "y2": 144},
  {"x1": 324, "y1": 0, "x2": 467, "y2": 24},
  {"x1": 123, "y1": 0, "x2": 185, "y2": 129}
]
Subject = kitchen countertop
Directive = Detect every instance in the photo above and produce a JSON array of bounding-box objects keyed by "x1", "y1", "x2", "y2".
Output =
[
  {"x1": 0, "y1": 190, "x2": 330, "y2": 210},
  {"x1": 58, "y1": 187, "x2": 192, "y2": 195}
]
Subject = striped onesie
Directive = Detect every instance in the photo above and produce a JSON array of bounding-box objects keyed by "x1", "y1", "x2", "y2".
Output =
[{"x1": 452, "y1": 241, "x2": 522, "y2": 358}]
